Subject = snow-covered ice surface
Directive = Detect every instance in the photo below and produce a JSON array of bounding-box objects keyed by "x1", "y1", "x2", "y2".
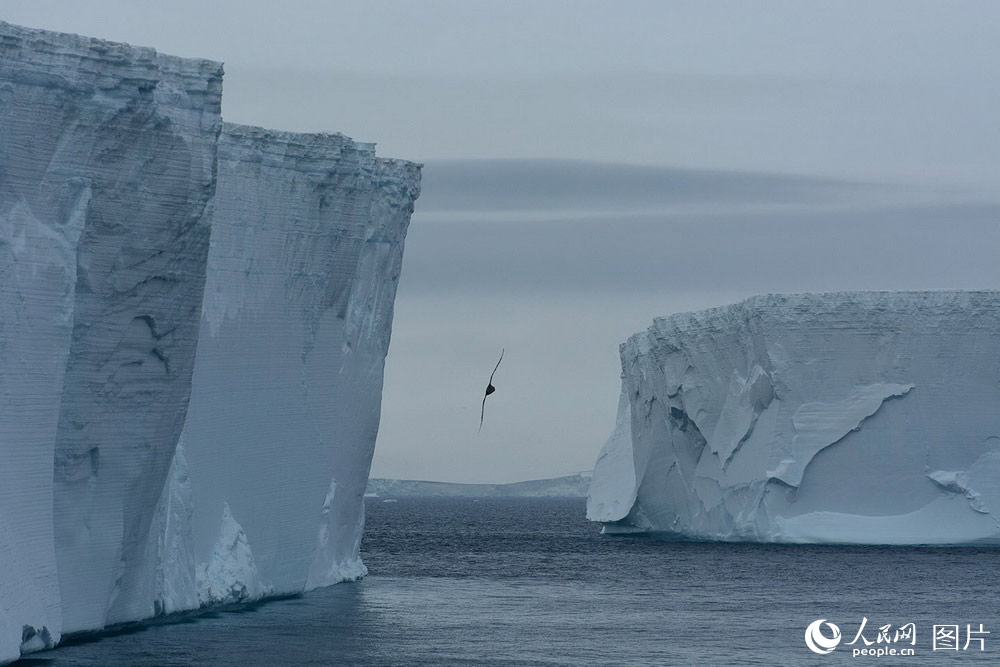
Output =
[
  {"x1": 587, "y1": 291, "x2": 1000, "y2": 545},
  {"x1": 0, "y1": 21, "x2": 418, "y2": 664}
]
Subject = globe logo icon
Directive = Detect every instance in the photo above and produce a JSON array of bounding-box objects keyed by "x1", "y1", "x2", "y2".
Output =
[{"x1": 805, "y1": 619, "x2": 842, "y2": 655}]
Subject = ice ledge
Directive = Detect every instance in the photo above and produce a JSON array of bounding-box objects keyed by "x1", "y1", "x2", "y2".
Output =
[
  {"x1": 633, "y1": 289, "x2": 1000, "y2": 350},
  {"x1": 769, "y1": 382, "x2": 915, "y2": 487},
  {"x1": 774, "y1": 496, "x2": 998, "y2": 545},
  {"x1": 220, "y1": 122, "x2": 376, "y2": 164},
  {"x1": 0, "y1": 20, "x2": 223, "y2": 93}
]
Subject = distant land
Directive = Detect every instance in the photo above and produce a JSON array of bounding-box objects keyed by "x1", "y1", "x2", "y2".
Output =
[{"x1": 366, "y1": 473, "x2": 592, "y2": 498}]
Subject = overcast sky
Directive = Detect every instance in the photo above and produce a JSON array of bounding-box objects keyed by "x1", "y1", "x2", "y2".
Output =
[{"x1": 4, "y1": 1, "x2": 998, "y2": 482}]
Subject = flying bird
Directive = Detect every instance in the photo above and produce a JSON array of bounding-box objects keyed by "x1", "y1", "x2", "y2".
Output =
[{"x1": 479, "y1": 349, "x2": 504, "y2": 432}]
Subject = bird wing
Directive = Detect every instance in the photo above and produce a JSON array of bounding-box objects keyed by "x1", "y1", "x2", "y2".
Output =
[
  {"x1": 479, "y1": 392, "x2": 488, "y2": 432},
  {"x1": 489, "y1": 348, "x2": 504, "y2": 384}
]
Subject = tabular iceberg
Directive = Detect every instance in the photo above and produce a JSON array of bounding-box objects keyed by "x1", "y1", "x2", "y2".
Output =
[
  {"x1": 0, "y1": 20, "x2": 419, "y2": 663},
  {"x1": 587, "y1": 291, "x2": 1000, "y2": 545}
]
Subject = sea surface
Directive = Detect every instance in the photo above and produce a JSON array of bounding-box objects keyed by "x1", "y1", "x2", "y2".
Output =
[{"x1": 32, "y1": 498, "x2": 1000, "y2": 665}]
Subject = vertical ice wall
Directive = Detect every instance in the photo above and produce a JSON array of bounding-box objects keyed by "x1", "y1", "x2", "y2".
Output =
[
  {"x1": 0, "y1": 20, "x2": 222, "y2": 660},
  {"x1": 0, "y1": 21, "x2": 418, "y2": 661},
  {"x1": 172, "y1": 125, "x2": 420, "y2": 607},
  {"x1": 305, "y1": 157, "x2": 422, "y2": 589}
]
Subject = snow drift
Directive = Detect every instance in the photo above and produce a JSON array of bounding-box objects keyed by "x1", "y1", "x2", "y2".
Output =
[
  {"x1": 0, "y1": 21, "x2": 418, "y2": 663},
  {"x1": 588, "y1": 291, "x2": 1000, "y2": 545}
]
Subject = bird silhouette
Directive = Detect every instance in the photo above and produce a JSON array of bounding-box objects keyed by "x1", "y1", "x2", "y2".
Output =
[{"x1": 479, "y1": 349, "x2": 504, "y2": 432}]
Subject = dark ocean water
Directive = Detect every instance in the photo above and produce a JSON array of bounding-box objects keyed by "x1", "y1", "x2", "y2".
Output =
[{"x1": 30, "y1": 498, "x2": 1000, "y2": 666}]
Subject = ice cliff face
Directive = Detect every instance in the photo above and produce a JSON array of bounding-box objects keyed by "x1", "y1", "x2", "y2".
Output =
[
  {"x1": 588, "y1": 292, "x2": 1000, "y2": 545},
  {"x1": 0, "y1": 20, "x2": 221, "y2": 659},
  {"x1": 177, "y1": 124, "x2": 419, "y2": 606},
  {"x1": 0, "y1": 21, "x2": 418, "y2": 663}
]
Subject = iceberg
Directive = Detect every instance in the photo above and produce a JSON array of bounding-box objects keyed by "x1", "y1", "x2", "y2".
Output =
[
  {"x1": 587, "y1": 291, "x2": 1000, "y2": 545},
  {"x1": 0, "y1": 20, "x2": 418, "y2": 663}
]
